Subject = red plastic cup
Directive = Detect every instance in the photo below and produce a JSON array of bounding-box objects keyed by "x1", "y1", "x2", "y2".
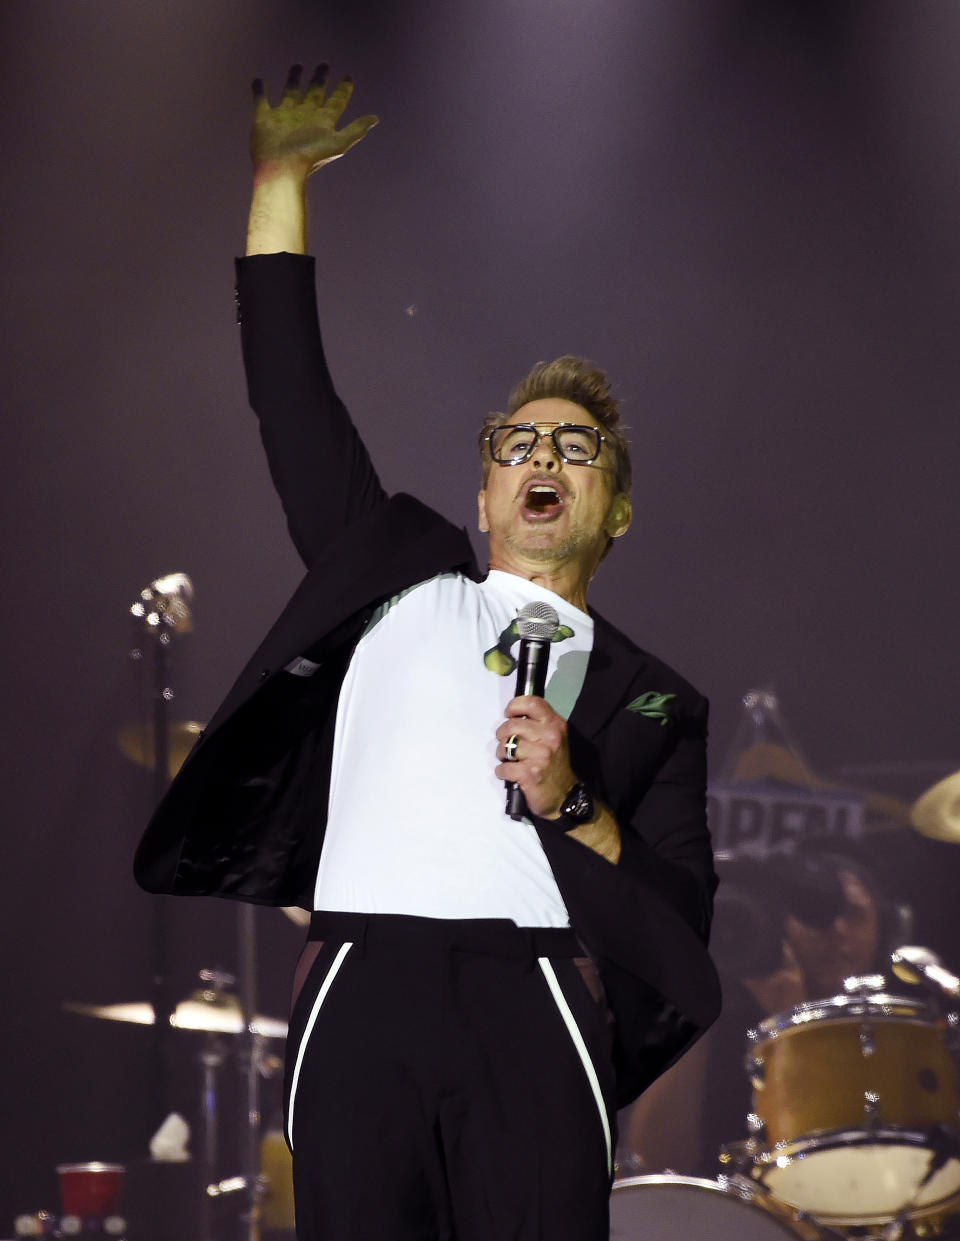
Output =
[{"x1": 56, "y1": 1163, "x2": 124, "y2": 1220}]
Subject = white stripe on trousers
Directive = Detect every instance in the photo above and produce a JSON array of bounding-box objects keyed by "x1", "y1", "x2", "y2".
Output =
[
  {"x1": 537, "y1": 956, "x2": 612, "y2": 1175},
  {"x1": 287, "y1": 941, "x2": 354, "y2": 1150}
]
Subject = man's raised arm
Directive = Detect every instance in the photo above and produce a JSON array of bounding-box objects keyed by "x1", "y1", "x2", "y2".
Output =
[{"x1": 238, "y1": 65, "x2": 384, "y2": 565}]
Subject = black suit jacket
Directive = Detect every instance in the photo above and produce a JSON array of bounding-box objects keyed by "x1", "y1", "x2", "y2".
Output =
[{"x1": 134, "y1": 254, "x2": 721, "y2": 1106}]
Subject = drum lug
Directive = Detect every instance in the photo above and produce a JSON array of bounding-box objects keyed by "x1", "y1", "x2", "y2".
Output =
[
  {"x1": 745, "y1": 1048, "x2": 765, "y2": 1087},
  {"x1": 717, "y1": 1138, "x2": 757, "y2": 1175},
  {"x1": 859, "y1": 1024, "x2": 876, "y2": 1058},
  {"x1": 879, "y1": 1213, "x2": 907, "y2": 1241},
  {"x1": 746, "y1": 1111, "x2": 766, "y2": 1141},
  {"x1": 863, "y1": 1089, "x2": 881, "y2": 1123}
]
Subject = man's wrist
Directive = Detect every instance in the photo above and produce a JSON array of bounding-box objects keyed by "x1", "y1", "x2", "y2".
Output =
[
  {"x1": 246, "y1": 174, "x2": 308, "y2": 256},
  {"x1": 252, "y1": 160, "x2": 311, "y2": 191},
  {"x1": 529, "y1": 780, "x2": 595, "y2": 832}
]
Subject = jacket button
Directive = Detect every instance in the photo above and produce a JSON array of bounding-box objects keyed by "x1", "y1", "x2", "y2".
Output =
[{"x1": 259, "y1": 668, "x2": 270, "y2": 680}]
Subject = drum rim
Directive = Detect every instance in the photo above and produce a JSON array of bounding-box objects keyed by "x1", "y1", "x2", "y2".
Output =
[
  {"x1": 612, "y1": 1173, "x2": 735, "y2": 1192},
  {"x1": 56, "y1": 1163, "x2": 125, "y2": 1175},
  {"x1": 751, "y1": 992, "x2": 937, "y2": 1040},
  {"x1": 752, "y1": 1125, "x2": 960, "y2": 1163}
]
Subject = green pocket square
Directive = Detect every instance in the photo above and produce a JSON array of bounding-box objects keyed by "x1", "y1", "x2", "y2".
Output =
[{"x1": 625, "y1": 690, "x2": 677, "y2": 726}]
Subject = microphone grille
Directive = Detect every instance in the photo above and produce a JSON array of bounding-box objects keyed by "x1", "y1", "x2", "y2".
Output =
[{"x1": 517, "y1": 600, "x2": 560, "y2": 640}]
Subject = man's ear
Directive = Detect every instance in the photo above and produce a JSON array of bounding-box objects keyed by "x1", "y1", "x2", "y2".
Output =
[
  {"x1": 604, "y1": 494, "x2": 632, "y2": 539},
  {"x1": 477, "y1": 488, "x2": 489, "y2": 533}
]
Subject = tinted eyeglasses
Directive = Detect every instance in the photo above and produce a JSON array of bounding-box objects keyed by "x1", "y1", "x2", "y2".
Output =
[{"x1": 486, "y1": 423, "x2": 607, "y2": 466}]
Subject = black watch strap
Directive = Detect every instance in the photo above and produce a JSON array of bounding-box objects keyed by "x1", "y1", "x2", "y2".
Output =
[{"x1": 528, "y1": 780, "x2": 594, "y2": 833}]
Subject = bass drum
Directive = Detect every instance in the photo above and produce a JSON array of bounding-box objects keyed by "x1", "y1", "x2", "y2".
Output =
[{"x1": 609, "y1": 1174, "x2": 823, "y2": 1241}]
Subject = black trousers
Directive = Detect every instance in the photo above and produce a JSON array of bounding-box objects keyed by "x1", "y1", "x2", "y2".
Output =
[{"x1": 283, "y1": 912, "x2": 617, "y2": 1241}]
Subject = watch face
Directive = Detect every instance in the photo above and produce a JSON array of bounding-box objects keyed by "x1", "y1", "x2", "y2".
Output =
[{"x1": 563, "y1": 782, "x2": 593, "y2": 822}]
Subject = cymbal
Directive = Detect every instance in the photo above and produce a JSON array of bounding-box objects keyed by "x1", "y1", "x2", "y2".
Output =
[
  {"x1": 727, "y1": 741, "x2": 912, "y2": 827},
  {"x1": 117, "y1": 721, "x2": 204, "y2": 779},
  {"x1": 911, "y1": 768, "x2": 960, "y2": 843},
  {"x1": 65, "y1": 991, "x2": 287, "y2": 1039}
]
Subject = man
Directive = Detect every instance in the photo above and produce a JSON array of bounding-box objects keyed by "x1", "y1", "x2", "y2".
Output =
[
  {"x1": 784, "y1": 854, "x2": 886, "y2": 998},
  {"x1": 135, "y1": 65, "x2": 720, "y2": 1241}
]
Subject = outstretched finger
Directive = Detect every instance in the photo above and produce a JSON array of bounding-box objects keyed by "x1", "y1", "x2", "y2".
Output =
[
  {"x1": 251, "y1": 77, "x2": 273, "y2": 117},
  {"x1": 281, "y1": 63, "x2": 304, "y2": 102},
  {"x1": 305, "y1": 62, "x2": 329, "y2": 101},
  {"x1": 323, "y1": 74, "x2": 355, "y2": 119}
]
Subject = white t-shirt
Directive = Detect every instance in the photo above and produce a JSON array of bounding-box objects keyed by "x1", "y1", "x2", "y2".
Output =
[{"x1": 313, "y1": 570, "x2": 594, "y2": 925}]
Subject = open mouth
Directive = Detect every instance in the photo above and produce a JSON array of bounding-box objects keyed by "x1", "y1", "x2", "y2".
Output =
[{"x1": 521, "y1": 482, "x2": 565, "y2": 517}]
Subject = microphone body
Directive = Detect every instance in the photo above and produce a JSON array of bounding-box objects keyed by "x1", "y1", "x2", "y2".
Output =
[
  {"x1": 504, "y1": 600, "x2": 560, "y2": 820},
  {"x1": 505, "y1": 636, "x2": 550, "y2": 819}
]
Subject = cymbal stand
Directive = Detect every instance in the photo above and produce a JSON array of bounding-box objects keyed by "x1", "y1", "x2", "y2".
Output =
[
  {"x1": 129, "y1": 581, "x2": 185, "y2": 1132},
  {"x1": 237, "y1": 902, "x2": 263, "y2": 1241},
  {"x1": 197, "y1": 967, "x2": 233, "y2": 1241}
]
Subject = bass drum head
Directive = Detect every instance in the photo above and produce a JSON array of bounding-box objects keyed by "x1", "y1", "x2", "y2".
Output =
[
  {"x1": 757, "y1": 1137, "x2": 960, "y2": 1225},
  {"x1": 609, "y1": 1175, "x2": 819, "y2": 1241}
]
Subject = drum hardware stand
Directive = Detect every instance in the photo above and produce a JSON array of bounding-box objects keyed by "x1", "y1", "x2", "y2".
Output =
[
  {"x1": 718, "y1": 687, "x2": 815, "y2": 788},
  {"x1": 195, "y1": 966, "x2": 233, "y2": 1241},
  {"x1": 128, "y1": 573, "x2": 275, "y2": 1241},
  {"x1": 194, "y1": 947, "x2": 280, "y2": 1241},
  {"x1": 128, "y1": 573, "x2": 194, "y2": 1137},
  {"x1": 192, "y1": 962, "x2": 281, "y2": 1241},
  {"x1": 237, "y1": 902, "x2": 264, "y2": 1241},
  {"x1": 904, "y1": 1126, "x2": 960, "y2": 1213}
]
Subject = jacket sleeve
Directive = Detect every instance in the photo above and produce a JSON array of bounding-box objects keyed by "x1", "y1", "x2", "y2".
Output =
[
  {"x1": 235, "y1": 252, "x2": 387, "y2": 566},
  {"x1": 618, "y1": 693, "x2": 716, "y2": 942}
]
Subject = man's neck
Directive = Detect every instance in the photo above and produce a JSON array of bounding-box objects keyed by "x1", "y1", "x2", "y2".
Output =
[{"x1": 486, "y1": 553, "x2": 593, "y2": 613}]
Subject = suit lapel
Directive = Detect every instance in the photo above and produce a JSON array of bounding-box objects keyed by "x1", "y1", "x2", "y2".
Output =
[{"x1": 569, "y1": 610, "x2": 650, "y2": 740}]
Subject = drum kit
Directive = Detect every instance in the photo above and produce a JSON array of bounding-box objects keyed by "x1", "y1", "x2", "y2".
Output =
[{"x1": 612, "y1": 764, "x2": 960, "y2": 1241}]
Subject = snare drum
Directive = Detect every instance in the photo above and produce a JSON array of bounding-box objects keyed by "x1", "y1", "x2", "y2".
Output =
[
  {"x1": 747, "y1": 990, "x2": 960, "y2": 1224},
  {"x1": 610, "y1": 1174, "x2": 822, "y2": 1240}
]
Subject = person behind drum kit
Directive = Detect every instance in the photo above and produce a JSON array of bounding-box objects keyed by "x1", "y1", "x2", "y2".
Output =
[
  {"x1": 133, "y1": 64, "x2": 722, "y2": 1241},
  {"x1": 783, "y1": 851, "x2": 899, "y2": 998},
  {"x1": 625, "y1": 848, "x2": 900, "y2": 1178}
]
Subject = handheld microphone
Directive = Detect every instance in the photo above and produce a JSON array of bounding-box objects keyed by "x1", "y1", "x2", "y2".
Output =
[{"x1": 505, "y1": 601, "x2": 560, "y2": 820}]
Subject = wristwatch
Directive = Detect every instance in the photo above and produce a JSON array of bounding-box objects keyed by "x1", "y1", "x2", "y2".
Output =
[{"x1": 552, "y1": 780, "x2": 595, "y2": 830}]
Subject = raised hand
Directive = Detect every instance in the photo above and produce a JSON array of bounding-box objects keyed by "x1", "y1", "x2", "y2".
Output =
[
  {"x1": 244, "y1": 63, "x2": 378, "y2": 255},
  {"x1": 250, "y1": 63, "x2": 378, "y2": 179}
]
